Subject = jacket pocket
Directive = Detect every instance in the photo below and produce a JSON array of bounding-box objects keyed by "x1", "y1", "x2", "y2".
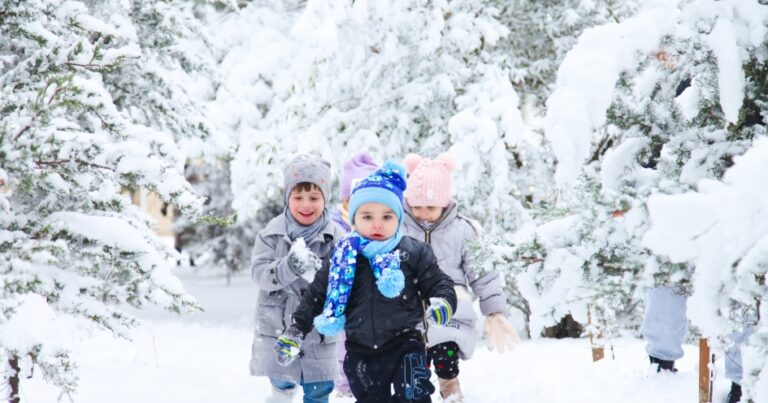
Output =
[
  {"x1": 303, "y1": 330, "x2": 338, "y2": 359},
  {"x1": 256, "y1": 292, "x2": 287, "y2": 337}
]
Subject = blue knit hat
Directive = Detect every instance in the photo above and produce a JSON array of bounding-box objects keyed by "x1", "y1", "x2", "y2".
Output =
[{"x1": 348, "y1": 161, "x2": 407, "y2": 225}]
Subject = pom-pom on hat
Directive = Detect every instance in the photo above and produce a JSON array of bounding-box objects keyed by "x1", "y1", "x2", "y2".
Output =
[
  {"x1": 403, "y1": 153, "x2": 456, "y2": 207},
  {"x1": 348, "y1": 161, "x2": 407, "y2": 225},
  {"x1": 340, "y1": 152, "x2": 379, "y2": 200},
  {"x1": 283, "y1": 154, "x2": 332, "y2": 203}
]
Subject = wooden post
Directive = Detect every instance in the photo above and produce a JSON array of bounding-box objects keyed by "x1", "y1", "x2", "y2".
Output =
[
  {"x1": 587, "y1": 307, "x2": 604, "y2": 362},
  {"x1": 591, "y1": 340, "x2": 605, "y2": 362},
  {"x1": 699, "y1": 337, "x2": 713, "y2": 403}
]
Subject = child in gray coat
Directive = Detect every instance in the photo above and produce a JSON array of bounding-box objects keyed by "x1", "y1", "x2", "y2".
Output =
[
  {"x1": 402, "y1": 153, "x2": 520, "y2": 402},
  {"x1": 249, "y1": 155, "x2": 344, "y2": 403}
]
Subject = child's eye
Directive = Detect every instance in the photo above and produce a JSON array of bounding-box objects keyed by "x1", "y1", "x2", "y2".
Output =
[
  {"x1": 361, "y1": 215, "x2": 372, "y2": 220},
  {"x1": 383, "y1": 214, "x2": 393, "y2": 220}
]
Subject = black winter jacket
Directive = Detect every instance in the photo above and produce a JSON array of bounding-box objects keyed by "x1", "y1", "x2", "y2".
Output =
[{"x1": 292, "y1": 235, "x2": 457, "y2": 352}]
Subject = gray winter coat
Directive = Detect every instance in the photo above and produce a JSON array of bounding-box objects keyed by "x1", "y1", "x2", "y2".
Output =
[
  {"x1": 249, "y1": 214, "x2": 344, "y2": 383},
  {"x1": 403, "y1": 202, "x2": 507, "y2": 359}
]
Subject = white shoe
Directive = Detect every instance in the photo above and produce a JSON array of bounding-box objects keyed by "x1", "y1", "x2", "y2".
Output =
[{"x1": 264, "y1": 386, "x2": 295, "y2": 403}]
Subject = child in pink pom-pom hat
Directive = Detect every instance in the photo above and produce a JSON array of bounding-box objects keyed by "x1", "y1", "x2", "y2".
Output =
[{"x1": 402, "y1": 152, "x2": 520, "y2": 402}]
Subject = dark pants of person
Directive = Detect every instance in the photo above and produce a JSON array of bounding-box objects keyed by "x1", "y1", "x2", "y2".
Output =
[
  {"x1": 343, "y1": 336, "x2": 435, "y2": 402},
  {"x1": 427, "y1": 341, "x2": 460, "y2": 379}
]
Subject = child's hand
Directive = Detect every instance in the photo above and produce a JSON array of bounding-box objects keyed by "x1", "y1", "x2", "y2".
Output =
[
  {"x1": 287, "y1": 249, "x2": 321, "y2": 277},
  {"x1": 426, "y1": 297, "x2": 453, "y2": 326},
  {"x1": 484, "y1": 313, "x2": 520, "y2": 353},
  {"x1": 274, "y1": 326, "x2": 304, "y2": 366}
]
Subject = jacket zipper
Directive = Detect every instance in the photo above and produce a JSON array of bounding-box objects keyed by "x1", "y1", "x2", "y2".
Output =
[
  {"x1": 421, "y1": 228, "x2": 432, "y2": 341},
  {"x1": 371, "y1": 275, "x2": 378, "y2": 349}
]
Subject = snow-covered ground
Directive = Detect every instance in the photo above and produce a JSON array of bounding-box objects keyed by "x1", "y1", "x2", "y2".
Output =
[{"x1": 25, "y1": 271, "x2": 731, "y2": 402}]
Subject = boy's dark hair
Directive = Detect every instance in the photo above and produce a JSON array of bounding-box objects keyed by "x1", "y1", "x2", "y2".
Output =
[{"x1": 291, "y1": 182, "x2": 322, "y2": 194}]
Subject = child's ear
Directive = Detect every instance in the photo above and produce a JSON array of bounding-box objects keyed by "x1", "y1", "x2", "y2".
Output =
[
  {"x1": 436, "y1": 153, "x2": 456, "y2": 173},
  {"x1": 403, "y1": 154, "x2": 422, "y2": 174}
]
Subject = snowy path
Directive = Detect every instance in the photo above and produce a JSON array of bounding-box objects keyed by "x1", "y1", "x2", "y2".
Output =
[{"x1": 25, "y1": 273, "x2": 731, "y2": 402}]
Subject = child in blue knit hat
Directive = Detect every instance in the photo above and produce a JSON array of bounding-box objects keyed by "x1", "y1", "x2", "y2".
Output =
[{"x1": 275, "y1": 161, "x2": 457, "y2": 402}]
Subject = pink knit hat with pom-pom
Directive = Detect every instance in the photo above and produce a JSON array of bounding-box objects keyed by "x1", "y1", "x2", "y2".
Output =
[{"x1": 403, "y1": 153, "x2": 456, "y2": 207}]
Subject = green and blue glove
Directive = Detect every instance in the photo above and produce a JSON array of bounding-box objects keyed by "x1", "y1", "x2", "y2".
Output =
[
  {"x1": 426, "y1": 297, "x2": 453, "y2": 326},
  {"x1": 274, "y1": 326, "x2": 304, "y2": 366}
]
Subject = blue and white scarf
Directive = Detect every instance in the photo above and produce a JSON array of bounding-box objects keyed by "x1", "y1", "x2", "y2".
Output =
[{"x1": 313, "y1": 230, "x2": 405, "y2": 336}]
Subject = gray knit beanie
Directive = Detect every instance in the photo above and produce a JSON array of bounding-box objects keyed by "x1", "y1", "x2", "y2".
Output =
[{"x1": 283, "y1": 154, "x2": 332, "y2": 202}]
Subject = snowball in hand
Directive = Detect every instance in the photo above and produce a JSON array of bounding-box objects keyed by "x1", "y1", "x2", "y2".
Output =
[{"x1": 290, "y1": 238, "x2": 322, "y2": 282}]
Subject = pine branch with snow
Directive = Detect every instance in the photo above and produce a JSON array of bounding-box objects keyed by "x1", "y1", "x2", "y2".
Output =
[
  {"x1": 535, "y1": 0, "x2": 768, "y2": 396},
  {"x1": 228, "y1": 0, "x2": 543, "y2": 235},
  {"x1": 499, "y1": 0, "x2": 640, "y2": 107},
  {"x1": 174, "y1": 159, "x2": 263, "y2": 278},
  {"x1": 0, "y1": 0, "x2": 211, "y2": 397}
]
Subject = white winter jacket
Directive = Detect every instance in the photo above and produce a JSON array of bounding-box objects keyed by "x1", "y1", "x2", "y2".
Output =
[{"x1": 403, "y1": 202, "x2": 507, "y2": 359}]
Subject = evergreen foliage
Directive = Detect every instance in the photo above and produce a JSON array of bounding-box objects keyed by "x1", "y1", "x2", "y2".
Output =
[
  {"x1": 501, "y1": 0, "x2": 640, "y2": 106},
  {"x1": 0, "y1": 0, "x2": 214, "y2": 396},
  {"x1": 230, "y1": 0, "x2": 548, "y2": 235},
  {"x1": 486, "y1": 0, "x2": 768, "y2": 346},
  {"x1": 173, "y1": 159, "x2": 266, "y2": 280}
]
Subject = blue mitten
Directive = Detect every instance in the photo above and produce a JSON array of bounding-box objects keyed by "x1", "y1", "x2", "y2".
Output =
[
  {"x1": 275, "y1": 326, "x2": 304, "y2": 366},
  {"x1": 426, "y1": 297, "x2": 453, "y2": 326}
]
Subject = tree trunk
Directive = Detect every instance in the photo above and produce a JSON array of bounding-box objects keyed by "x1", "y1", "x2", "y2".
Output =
[
  {"x1": 587, "y1": 308, "x2": 604, "y2": 362},
  {"x1": 541, "y1": 314, "x2": 583, "y2": 339},
  {"x1": 8, "y1": 355, "x2": 20, "y2": 403}
]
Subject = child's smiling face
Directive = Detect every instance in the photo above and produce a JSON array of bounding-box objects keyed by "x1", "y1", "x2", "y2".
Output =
[
  {"x1": 353, "y1": 202, "x2": 398, "y2": 241},
  {"x1": 288, "y1": 185, "x2": 325, "y2": 225}
]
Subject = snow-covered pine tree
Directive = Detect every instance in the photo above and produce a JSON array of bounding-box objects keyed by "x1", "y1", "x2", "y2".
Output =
[
  {"x1": 495, "y1": 0, "x2": 767, "y2": 341},
  {"x1": 644, "y1": 139, "x2": 768, "y2": 402},
  {"x1": 0, "y1": 0, "x2": 208, "y2": 398},
  {"x1": 231, "y1": 0, "x2": 542, "y2": 236},
  {"x1": 169, "y1": 2, "x2": 299, "y2": 278},
  {"x1": 586, "y1": 0, "x2": 767, "y2": 343},
  {"x1": 91, "y1": 0, "x2": 220, "y2": 155},
  {"x1": 478, "y1": 175, "x2": 656, "y2": 340},
  {"x1": 501, "y1": 0, "x2": 640, "y2": 108},
  {"x1": 640, "y1": 3, "x2": 768, "y2": 398},
  {"x1": 460, "y1": 0, "x2": 648, "y2": 335},
  {"x1": 224, "y1": 1, "x2": 566, "y2": 328},
  {"x1": 173, "y1": 159, "x2": 268, "y2": 281}
]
